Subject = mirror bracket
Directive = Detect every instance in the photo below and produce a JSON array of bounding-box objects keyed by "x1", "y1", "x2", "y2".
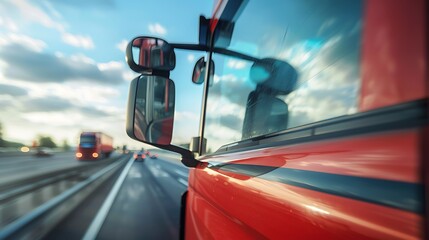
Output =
[
  {"x1": 189, "y1": 137, "x2": 206, "y2": 154},
  {"x1": 164, "y1": 144, "x2": 201, "y2": 168},
  {"x1": 144, "y1": 142, "x2": 200, "y2": 168}
]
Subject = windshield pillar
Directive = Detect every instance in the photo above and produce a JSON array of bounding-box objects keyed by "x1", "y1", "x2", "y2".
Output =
[{"x1": 197, "y1": 37, "x2": 214, "y2": 156}]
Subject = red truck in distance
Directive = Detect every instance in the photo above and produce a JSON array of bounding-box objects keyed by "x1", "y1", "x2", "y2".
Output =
[{"x1": 76, "y1": 132, "x2": 113, "y2": 160}]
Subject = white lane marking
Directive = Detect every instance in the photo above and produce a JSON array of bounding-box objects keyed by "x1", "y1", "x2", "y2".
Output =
[
  {"x1": 82, "y1": 156, "x2": 135, "y2": 240},
  {"x1": 174, "y1": 169, "x2": 188, "y2": 178},
  {"x1": 178, "y1": 178, "x2": 188, "y2": 187}
]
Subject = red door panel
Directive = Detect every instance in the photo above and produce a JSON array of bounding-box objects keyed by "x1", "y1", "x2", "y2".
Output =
[
  {"x1": 186, "y1": 129, "x2": 423, "y2": 239},
  {"x1": 360, "y1": 0, "x2": 427, "y2": 111}
]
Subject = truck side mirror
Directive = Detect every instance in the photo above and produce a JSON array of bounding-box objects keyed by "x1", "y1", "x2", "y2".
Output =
[
  {"x1": 192, "y1": 57, "x2": 214, "y2": 85},
  {"x1": 126, "y1": 75, "x2": 175, "y2": 145},
  {"x1": 126, "y1": 37, "x2": 176, "y2": 73}
]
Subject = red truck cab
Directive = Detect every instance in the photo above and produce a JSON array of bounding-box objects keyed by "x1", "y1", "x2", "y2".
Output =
[
  {"x1": 76, "y1": 132, "x2": 113, "y2": 160},
  {"x1": 125, "y1": 0, "x2": 427, "y2": 239}
]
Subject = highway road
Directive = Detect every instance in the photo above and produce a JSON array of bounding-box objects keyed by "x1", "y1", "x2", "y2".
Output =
[
  {"x1": 0, "y1": 151, "x2": 121, "y2": 185},
  {"x1": 44, "y1": 150, "x2": 189, "y2": 240},
  {"x1": 0, "y1": 149, "x2": 188, "y2": 239}
]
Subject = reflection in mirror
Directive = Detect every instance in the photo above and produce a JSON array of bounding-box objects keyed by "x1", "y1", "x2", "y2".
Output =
[
  {"x1": 133, "y1": 75, "x2": 175, "y2": 145},
  {"x1": 192, "y1": 57, "x2": 214, "y2": 85},
  {"x1": 126, "y1": 37, "x2": 176, "y2": 73}
]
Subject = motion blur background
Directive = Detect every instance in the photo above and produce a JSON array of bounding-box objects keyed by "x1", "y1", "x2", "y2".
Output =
[{"x1": 0, "y1": 0, "x2": 212, "y2": 150}]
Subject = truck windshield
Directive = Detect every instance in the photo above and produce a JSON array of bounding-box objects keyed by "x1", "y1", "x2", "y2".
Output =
[
  {"x1": 205, "y1": 0, "x2": 363, "y2": 153},
  {"x1": 80, "y1": 136, "x2": 95, "y2": 145}
]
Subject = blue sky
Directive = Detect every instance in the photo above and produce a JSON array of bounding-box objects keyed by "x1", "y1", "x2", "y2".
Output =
[
  {"x1": 0, "y1": 0, "x2": 363, "y2": 152},
  {"x1": 0, "y1": 0, "x2": 213, "y2": 148}
]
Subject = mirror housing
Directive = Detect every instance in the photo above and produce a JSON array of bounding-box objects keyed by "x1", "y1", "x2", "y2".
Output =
[
  {"x1": 126, "y1": 75, "x2": 200, "y2": 167},
  {"x1": 126, "y1": 75, "x2": 175, "y2": 145},
  {"x1": 192, "y1": 57, "x2": 214, "y2": 85},
  {"x1": 126, "y1": 37, "x2": 176, "y2": 73}
]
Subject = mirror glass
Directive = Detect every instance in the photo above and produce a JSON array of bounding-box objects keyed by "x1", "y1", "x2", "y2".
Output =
[
  {"x1": 133, "y1": 75, "x2": 175, "y2": 145},
  {"x1": 192, "y1": 57, "x2": 214, "y2": 85},
  {"x1": 126, "y1": 37, "x2": 176, "y2": 72}
]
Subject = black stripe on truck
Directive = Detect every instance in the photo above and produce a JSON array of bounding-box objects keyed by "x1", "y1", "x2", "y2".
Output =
[{"x1": 210, "y1": 163, "x2": 423, "y2": 214}]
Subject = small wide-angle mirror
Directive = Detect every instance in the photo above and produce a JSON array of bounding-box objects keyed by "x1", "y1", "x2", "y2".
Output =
[
  {"x1": 126, "y1": 75, "x2": 175, "y2": 145},
  {"x1": 126, "y1": 37, "x2": 176, "y2": 73},
  {"x1": 192, "y1": 57, "x2": 214, "y2": 84}
]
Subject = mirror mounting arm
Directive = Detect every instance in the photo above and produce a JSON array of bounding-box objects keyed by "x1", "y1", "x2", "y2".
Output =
[
  {"x1": 151, "y1": 143, "x2": 201, "y2": 168},
  {"x1": 167, "y1": 145, "x2": 201, "y2": 168}
]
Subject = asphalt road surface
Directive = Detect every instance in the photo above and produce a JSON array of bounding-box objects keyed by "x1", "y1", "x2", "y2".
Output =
[{"x1": 46, "y1": 150, "x2": 189, "y2": 240}]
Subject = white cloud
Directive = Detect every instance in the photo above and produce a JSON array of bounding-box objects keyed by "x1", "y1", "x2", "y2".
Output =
[
  {"x1": 206, "y1": 124, "x2": 241, "y2": 143},
  {"x1": 148, "y1": 23, "x2": 167, "y2": 36},
  {"x1": 0, "y1": 0, "x2": 136, "y2": 147},
  {"x1": 203, "y1": 94, "x2": 247, "y2": 151},
  {"x1": 187, "y1": 54, "x2": 195, "y2": 62},
  {"x1": 0, "y1": 84, "x2": 127, "y2": 146},
  {"x1": 7, "y1": 0, "x2": 96, "y2": 50},
  {"x1": 42, "y1": 0, "x2": 62, "y2": 19},
  {"x1": 317, "y1": 18, "x2": 336, "y2": 36},
  {"x1": 61, "y1": 32, "x2": 94, "y2": 49},
  {"x1": 97, "y1": 61, "x2": 123, "y2": 71},
  {"x1": 0, "y1": 33, "x2": 47, "y2": 52},
  {"x1": 22, "y1": 111, "x2": 84, "y2": 126},
  {"x1": 10, "y1": 107, "x2": 128, "y2": 147},
  {"x1": 227, "y1": 59, "x2": 247, "y2": 69},
  {"x1": 116, "y1": 39, "x2": 128, "y2": 52},
  {"x1": 97, "y1": 60, "x2": 137, "y2": 82},
  {"x1": 46, "y1": 83, "x2": 121, "y2": 105},
  {"x1": 0, "y1": 16, "x2": 19, "y2": 32},
  {"x1": 207, "y1": 96, "x2": 245, "y2": 117},
  {"x1": 321, "y1": 34, "x2": 343, "y2": 50},
  {"x1": 171, "y1": 111, "x2": 200, "y2": 145},
  {"x1": 122, "y1": 71, "x2": 138, "y2": 82},
  {"x1": 213, "y1": 74, "x2": 238, "y2": 84},
  {"x1": 175, "y1": 111, "x2": 199, "y2": 121},
  {"x1": 0, "y1": 40, "x2": 129, "y2": 85},
  {"x1": 10, "y1": 0, "x2": 65, "y2": 32},
  {"x1": 54, "y1": 51, "x2": 64, "y2": 58},
  {"x1": 70, "y1": 54, "x2": 96, "y2": 64}
]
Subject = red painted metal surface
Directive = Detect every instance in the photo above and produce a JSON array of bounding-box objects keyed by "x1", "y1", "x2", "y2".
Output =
[
  {"x1": 422, "y1": 126, "x2": 429, "y2": 240},
  {"x1": 204, "y1": 130, "x2": 420, "y2": 183},
  {"x1": 360, "y1": 0, "x2": 427, "y2": 111},
  {"x1": 186, "y1": 130, "x2": 423, "y2": 239},
  {"x1": 184, "y1": 0, "x2": 427, "y2": 239},
  {"x1": 209, "y1": 0, "x2": 226, "y2": 33}
]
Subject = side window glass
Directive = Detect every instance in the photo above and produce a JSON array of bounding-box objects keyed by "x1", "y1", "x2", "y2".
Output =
[
  {"x1": 204, "y1": 0, "x2": 363, "y2": 153},
  {"x1": 205, "y1": 56, "x2": 254, "y2": 152}
]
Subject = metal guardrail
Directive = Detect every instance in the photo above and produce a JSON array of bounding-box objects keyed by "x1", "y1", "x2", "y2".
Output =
[
  {"x1": 0, "y1": 149, "x2": 71, "y2": 158},
  {"x1": 0, "y1": 171, "x2": 80, "y2": 205},
  {"x1": 0, "y1": 154, "x2": 123, "y2": 198},
  {"x1": 0, "y1": 154, "x2": 131, "y2": 240}
]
